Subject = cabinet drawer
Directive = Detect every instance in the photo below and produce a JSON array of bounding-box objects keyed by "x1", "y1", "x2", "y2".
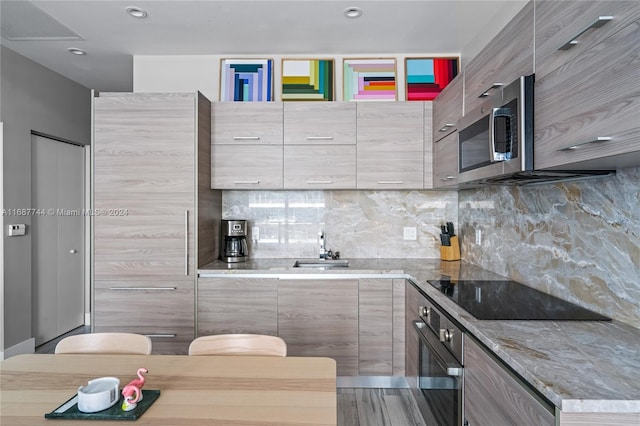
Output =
[
  {"x1": 94, "y1": 280, "x2": 194, "y2": 328},
  {"x1": 284, "y1": 102, "x2": 356, "y2": 145},
  {"x1": 93, "y1": 325, "x2": 193, "y2": 355},
  {"x1": 535, "y1": 1, "x2": 640, "y2": 79},
  {"x1": 212, "y1": 103, "x2": 283, "y2": 145},
  {"x1": 211, "y1": 144, "x2": 283, "y2": 189},
  {"x1": 284, "y1": 145, "x2": 356, "y2": 189},
  {"x1": 433, "y1": 131, "x2": 459, "y2": 188},
  {"x1": 432, "y1": 74, "x2": 462, "y2": 142},
  {"x1": 464, "y1": 2, "x2": 534, "y2": 113},
  {"x1": 534, "y1": 20, "x2": 640, "y2": 170}
]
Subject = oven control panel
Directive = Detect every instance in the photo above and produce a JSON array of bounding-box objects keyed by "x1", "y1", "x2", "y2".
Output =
[{"x1": 418, "y1": 299, "x2": 463, "y2": 364}]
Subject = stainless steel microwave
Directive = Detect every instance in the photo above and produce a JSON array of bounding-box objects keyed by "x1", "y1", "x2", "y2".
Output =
[{"x1": 457, "y1": 75, "x2": 534, "y2": 185}]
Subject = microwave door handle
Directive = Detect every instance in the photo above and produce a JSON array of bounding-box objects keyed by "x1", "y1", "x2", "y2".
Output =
[
  {"x1": 491, "y1": 108, "x2": 512, "y2": 161},
  {"x1": 489, "y1": 108, "x2": 498, "y2": 162}
]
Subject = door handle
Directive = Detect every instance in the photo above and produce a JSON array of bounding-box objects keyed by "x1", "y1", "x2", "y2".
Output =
[{"x1": 184, "y1": 210, "x2": 189, "y2": 276}]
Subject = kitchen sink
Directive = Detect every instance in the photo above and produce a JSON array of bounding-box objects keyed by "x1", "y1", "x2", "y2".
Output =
[{"x1": 293, "y1": 260, "x2": 350, "y2": 269}]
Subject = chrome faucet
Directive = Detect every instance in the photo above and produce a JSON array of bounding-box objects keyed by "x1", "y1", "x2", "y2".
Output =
[
  {"x1": 319, "y1": 230, "x2": 327, "y2": 259},
  {"x1": 319, "y1": 229, "x2": 339, "y2": 260}
]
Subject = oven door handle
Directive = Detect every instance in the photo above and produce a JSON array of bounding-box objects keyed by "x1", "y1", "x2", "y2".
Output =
[{"x1": 413, "y1": 321, "x2": 462, "y2": 376}]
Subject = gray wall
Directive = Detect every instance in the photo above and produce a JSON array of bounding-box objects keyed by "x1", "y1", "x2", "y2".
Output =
[
  {"x1": 459, "y1": 168, "x2": 640, "y2": 328},
  {"x1": 1, "y1": 46, "x2": 90, "y2": 353}
]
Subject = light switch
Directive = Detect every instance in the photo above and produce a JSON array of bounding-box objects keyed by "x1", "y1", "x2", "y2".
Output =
[{"x1": 8, "y1": 224, "x2": 26, "y2": 236}]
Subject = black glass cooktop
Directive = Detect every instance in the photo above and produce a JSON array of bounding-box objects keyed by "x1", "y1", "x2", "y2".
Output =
[{"x1": 428, "y1": 279, "x2": 611, "y2": 321}]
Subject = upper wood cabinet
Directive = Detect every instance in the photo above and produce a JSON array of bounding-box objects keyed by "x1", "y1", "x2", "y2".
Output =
[
  {"x1": 535, "y1": 1, "x2": 640, "y2": 80},
  {"x1": 283, "y1": 102, "x2": 356, "y2": 145},
  {"x1": 283, "y1": 103, "x2": 356, "y2": 188},
  {"x1": 357, "y1": 102, "x2": 425, "y2": 189},
  {"x1": 284, "y1": 145, "x2": 356, "y2": 189},
  {"x1": 423, "y1": 102, "x2": 434, "y2": 189},
  {"x1": 211, "y1": 103, "x2": 283, "y2": 145},
  {"x1": 534, "y1": 11, "x2": 640, "y2": 170},
  {"x1": 464, "y1": 2, "x2": 534, "y2": 114},
  {"x1": 432, "y1": 74, "x2": 463, "y2": 142},
  {"x1": 432, "y1": 131, "x2": 459, "y2": 189}
]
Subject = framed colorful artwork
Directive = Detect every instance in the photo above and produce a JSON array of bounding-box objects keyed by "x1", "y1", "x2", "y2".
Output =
[
  {"x1": 405, "y1": 57, "x2": 459, "y2": 101},
  {"x1": 343, "y1": 58, "x2": 397, "y2": 101},
  {"x1": 220, "y1": 59, "x2": 274, "y2": 101},
  {"x1": 282, "y1": 59, "x2": 334, "y2": 101}
]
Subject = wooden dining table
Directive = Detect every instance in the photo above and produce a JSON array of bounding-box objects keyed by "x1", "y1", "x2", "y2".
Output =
[{"x1": 1, "y1": 354, "x2": 337, "y2": 425}]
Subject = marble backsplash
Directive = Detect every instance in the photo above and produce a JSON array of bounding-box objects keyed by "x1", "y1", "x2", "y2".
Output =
[
  {"x1": 459, "y1": 168, "x2": 640, "y2": 328},
  {"x1": 223, "y1": 190, "x2": 458, "y2": 259}
]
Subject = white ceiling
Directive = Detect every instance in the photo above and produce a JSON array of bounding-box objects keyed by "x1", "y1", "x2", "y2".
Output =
[{"x1": 1, "y1": 0, "x2": 527, "y2": 92}]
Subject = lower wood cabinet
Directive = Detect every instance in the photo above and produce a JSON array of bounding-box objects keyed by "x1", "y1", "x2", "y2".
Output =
[
  {"x1": 278, "y1": 279, "x2": 359, "y2": 376},
  {"x1": 464, "y1": 335, "x2": 555, "y2": 426},
  {"x1": 197, "y1": 277, "x2": 278, "y2": 336},
  {"x1": 197, "y1": 277, "x2": 404, "y2": 377},
  {"x1": 93, "y1": 280, "x2": 195, "y2": 354},
  {"x1": 405, "y1": 281, "x2": 425, "y2": 390}
]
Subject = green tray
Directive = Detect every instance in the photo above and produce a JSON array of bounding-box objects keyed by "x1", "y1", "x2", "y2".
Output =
[{"x1": 45, "y1": 389, "x2": 160, "y2": 421}]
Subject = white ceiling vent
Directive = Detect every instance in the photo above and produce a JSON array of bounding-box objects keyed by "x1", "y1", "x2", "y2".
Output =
[{"x1": 1, "y1": 1, "x2": 82, "y2": 41}]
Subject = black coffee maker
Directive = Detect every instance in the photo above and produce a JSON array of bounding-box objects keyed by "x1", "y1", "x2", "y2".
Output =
[{"x1": 220, "y1": 219, "x2": 248, "y2": 262}]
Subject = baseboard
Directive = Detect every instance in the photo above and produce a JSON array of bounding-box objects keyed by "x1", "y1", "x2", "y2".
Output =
[
  {"x1": 337, "y1": 376, "x2": 409, "y2": 388},
  {"x1": 1, "y1": 337, "x2": 35, "y2": 360}
]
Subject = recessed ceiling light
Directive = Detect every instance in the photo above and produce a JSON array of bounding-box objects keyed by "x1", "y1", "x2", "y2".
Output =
[
  {"x1": 67, "y1": 47, "x2": 86, "y2": 56},
  {"x1": 344, "y1": 6, "x2": 363, "y2": 19},
  {"x1": 126, "y1": 6, "x2": 148, "y2": 18}
]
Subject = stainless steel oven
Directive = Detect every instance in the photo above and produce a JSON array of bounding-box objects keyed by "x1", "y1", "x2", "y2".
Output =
[{"x1": 413, "y1": 298, "x2": 464, "y2": 426}]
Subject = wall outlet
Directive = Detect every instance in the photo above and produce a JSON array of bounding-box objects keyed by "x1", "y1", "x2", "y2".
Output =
[
  {"x1": 475, "y1": 229, "x2": 482, "y2": 245},
  {"x1": 403, "y1": 227, "x2": 417, "y2": 241},
  {"x1": 252, "y1": 226, "x2": 260, "y2": 242}
]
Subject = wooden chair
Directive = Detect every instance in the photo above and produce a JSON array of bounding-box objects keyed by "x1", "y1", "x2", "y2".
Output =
[
  {"x1": 188, "y1": 334, "x2": 287, "y2": 356},
  {"x1": 54, "y1": 332, "x2": 152, "y2": 355}
]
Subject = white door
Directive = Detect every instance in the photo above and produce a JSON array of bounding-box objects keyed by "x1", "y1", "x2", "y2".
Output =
[{"x1": 31, "y1": 134, "x2": 84, "y2": 345}]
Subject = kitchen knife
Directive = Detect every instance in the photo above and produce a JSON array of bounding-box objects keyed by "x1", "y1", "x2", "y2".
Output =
[
  {"x1": 441, "y1": 234, "x2": 451, "y2": 246},
  {"x1": 446, "y1": 222, "x2": 455, "y2": 236}
]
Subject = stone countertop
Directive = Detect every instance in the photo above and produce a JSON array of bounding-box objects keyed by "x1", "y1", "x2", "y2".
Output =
[{"x1": 198, "y1": 258, "x2": 640, "y2": 413}]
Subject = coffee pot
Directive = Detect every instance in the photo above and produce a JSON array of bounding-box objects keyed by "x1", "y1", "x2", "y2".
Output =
[{"x1": 220, "y1": 220, "x2": 248, "y2": 262}]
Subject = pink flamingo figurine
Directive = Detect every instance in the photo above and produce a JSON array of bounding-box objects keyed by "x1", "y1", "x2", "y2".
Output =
[{"x1": 121, "y1": 367, "x2": 147, "y2": 411}]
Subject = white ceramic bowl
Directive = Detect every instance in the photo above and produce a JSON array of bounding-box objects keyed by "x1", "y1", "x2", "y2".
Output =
[{"x1": 77, "y1": 377, "x2": 120, "y2": 413}]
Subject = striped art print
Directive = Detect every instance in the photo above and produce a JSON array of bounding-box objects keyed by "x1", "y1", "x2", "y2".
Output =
[
  {"x1": 220, "y1": 59, "x2": 274, "y2": 101},
  {"x1": 282, "y1": 59, "x2": 334, "y2": 101},
  {"x1": 405, "y1": 57, "x2": 459, "y2": 101},
  {"x1": 343, "y1": 58, "x2": 397, "y2": 101}
]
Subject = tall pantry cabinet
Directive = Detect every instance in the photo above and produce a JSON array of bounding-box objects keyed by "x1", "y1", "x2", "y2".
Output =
[{"x1": 92, "y1": 92, "x2": 219, "y2": 354}]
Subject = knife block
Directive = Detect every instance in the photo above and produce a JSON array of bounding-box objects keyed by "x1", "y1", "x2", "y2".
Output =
[{"x1": 440, "y1": 236, "x2": 461, "y2": 261}]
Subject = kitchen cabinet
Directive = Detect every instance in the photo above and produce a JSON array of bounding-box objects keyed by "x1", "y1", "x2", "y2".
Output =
[
  {"x1": 405, "y1": 281, "x2": 425, "y2": 391},
  {"x1": 358, "y1": 278, "x2": 393, "y2": 375},
  {"x1": 432, "y1": 73, "x2": 463, "y2": 142},
  {"x1": 283, "y1": 102, "x2": 356, "y2": 189},
  {"x1": 197, "y1": 277, "x2": 278, "y2": 336},
  {"x1": 283, "y1": 102, "x2": 356, "y2": 145},
  {"x1": 211, "y1": 102, "x2": 283, "y2": 189},
  {"x1": 277, "y1": 278, "x2": 359, "y2": 376},
  {"x1": 423, "y1": 102, "x2": 434, "y2": 189},
  {"x1": 93, "y1": 92, "x2": 214, "y2": 354},
  {"x1": 534, "y1": 9, "x2": 640, "y2": 170},
  {"x1": 432, "y1": 131, "x2": 459, "y2": 189},
  {"x1": 464, "y1": 335, "x2": 555, "y2": 426},
  {"x1": 357, "y1": 102, "x2": 425, "y2": 189},
  {"x1": 463, "y1": 1, "x2": 534, "y2": 114}
]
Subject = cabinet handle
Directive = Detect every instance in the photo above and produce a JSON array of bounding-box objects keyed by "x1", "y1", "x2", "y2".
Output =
[
  {"x1": 233, "y1": 136, "x2": 261, "y2": 140},
  {"x1": 185, "y1": 210, "x2": 189, "y2": 276},
  {"x1": 377, "y1": 181, "x2": 404, "y2": 185},
  {"x1": 109, "y1": 287, "x2": 177, "y2": 291},
  {"x1": 306, "y1": 136, "x2": 334, "y2": 140},
  {"x1": 441, "y1": 176, "x2": 456, "y2": 181},
  {"x1": 558, "y1": 136, "x2": 612, "y2": 151},
  {"x1": 438, "y1": 124, "x2": 455, "y2": 132},
  {"x1": 144, "y1": 334, "x2": 177, "y2": 338},
  {"x1": 478, "y1": 83, "x2": 503, "y2": 98},
  {"x1": 558, "y1": 16, "x2": 613, "y2": 50},
  {"x1": 233, "y1": 180, "x2": 260, "y2": 184},
  {"x1": 306, "y1": 180, "x2": 333, "y2": 184}
]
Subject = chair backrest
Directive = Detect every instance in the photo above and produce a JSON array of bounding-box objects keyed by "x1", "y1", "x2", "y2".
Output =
[
  {"x1": 188, "y1": 334, "x2": 287, "y2": 356},
  {"x1": 54, "y1": 332, "x2": 152, "y2": 355}
]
